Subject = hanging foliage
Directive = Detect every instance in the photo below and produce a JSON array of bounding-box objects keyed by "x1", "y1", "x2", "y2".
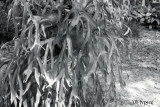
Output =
[{"x1": 0, "y1": 0, "x2": 131, "y2": 107}]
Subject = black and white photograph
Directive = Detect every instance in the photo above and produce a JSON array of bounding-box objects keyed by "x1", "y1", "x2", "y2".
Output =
[{"x1": 0, "y1": 0, "x2": 160, "y2": 107}]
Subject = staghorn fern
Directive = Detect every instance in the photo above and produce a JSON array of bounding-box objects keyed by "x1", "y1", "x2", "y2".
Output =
[{"x1": 0, "y1": 0, "x2": 131, "y2": 107}]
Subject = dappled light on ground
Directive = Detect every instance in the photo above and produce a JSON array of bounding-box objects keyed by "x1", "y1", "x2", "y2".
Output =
[
  {"x1": 116, "y1": 29, "x2": 160, "y2": 107},
  {"x1": 117, "y1": 78, "x2": 160, "y2": 107}
]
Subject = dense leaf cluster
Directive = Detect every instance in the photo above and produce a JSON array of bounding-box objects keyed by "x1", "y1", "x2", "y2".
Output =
[
  {"x1": 0, "y1": 0, "x2": 131, "y2": 107},
  {"x1": 128, "y1": 4, "x2": 160, "y2": 29}
]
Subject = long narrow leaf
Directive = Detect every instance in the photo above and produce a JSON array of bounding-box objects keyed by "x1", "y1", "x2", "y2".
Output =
[{"x1": 34, "y1": 88, "x2": 41, "y2": 107}]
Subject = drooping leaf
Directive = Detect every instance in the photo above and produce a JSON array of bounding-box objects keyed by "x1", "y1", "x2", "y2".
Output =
[
  {"x1": 23, "y1": 99, "x2": 28, "y2": 107},
  {"x1": 124, "y1": 26, "x2": 130, "y2": 36},
  {"x1": 34, "y1": 88, "x2": 41, "y2": 107},
  {"x1": 17, "y1": 75, "x2": 23, "y2": 107},
  {"x1": 23, "y1": 61, "x2": 33, "y2": 83},
  {"x1": 34, "y1": 67, "x2": 41, "y2": 86},
  {"x1": 23, "y1": 82, "x2": 31, "y2": 95},
  {"x1": 7, "y1": 8, "x2": 12, "y2": 31},
  {"x1": 41, "y1": 24, "x2": 47, "y2": 38},
  {"x1": 71, "y1": 16, "x2": 80, "y2": 27}
]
